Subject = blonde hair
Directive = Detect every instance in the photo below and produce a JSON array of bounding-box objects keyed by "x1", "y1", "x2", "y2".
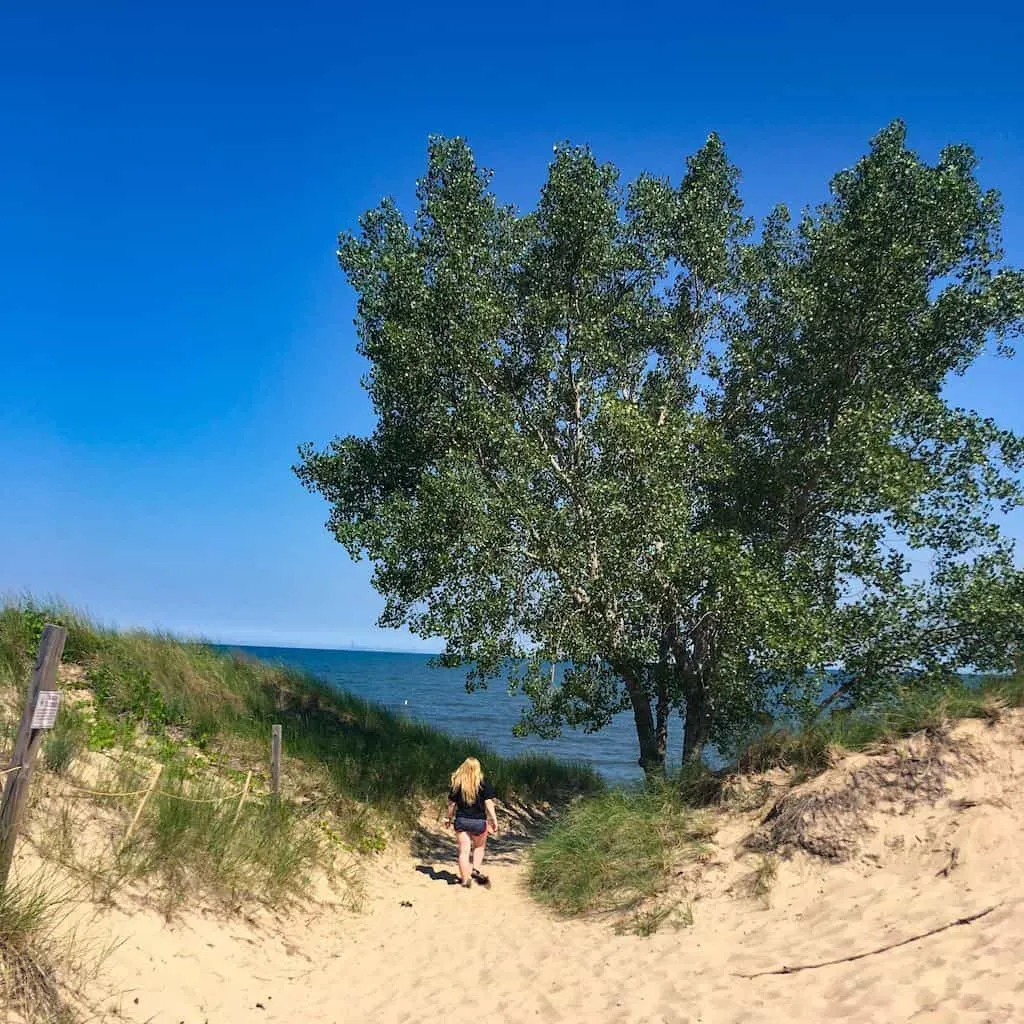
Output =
[{"x1": 450, "y1": 757, "x2": 483, "y2": 805}]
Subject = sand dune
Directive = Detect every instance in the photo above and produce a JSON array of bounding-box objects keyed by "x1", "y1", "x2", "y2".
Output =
[{"x1": 39, "y1": 710, "x2": 1024, "y2": 1023}]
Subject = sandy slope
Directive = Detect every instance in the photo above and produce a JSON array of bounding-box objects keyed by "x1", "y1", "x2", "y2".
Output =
[{"x1": 38, "y1": 712, "x2": 1024, "y2": 1023}]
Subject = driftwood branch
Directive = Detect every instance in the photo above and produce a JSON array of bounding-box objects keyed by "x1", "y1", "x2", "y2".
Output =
[{"x1": 734, "y1": 904, "x2": 1000, "y2": 979}]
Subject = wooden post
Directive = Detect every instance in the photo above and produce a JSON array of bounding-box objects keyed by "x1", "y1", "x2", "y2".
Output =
[
  {"x1": 118, "y1": 764, "x2": 162, "y2": 855},
  {"x1": 0, "y1": 625, "x2": 67, "y2": 888},
  {"x1": 270, "y1": 725, "x2": 282, "y2": 803},
  {"x1": 232, "y1": 770, "x2": 252, "y2": 826}
]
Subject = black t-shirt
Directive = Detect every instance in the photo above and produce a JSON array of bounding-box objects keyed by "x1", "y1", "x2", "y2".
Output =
[{"x1": 448, "y1": 778, "x2": 496, "y2": 820}]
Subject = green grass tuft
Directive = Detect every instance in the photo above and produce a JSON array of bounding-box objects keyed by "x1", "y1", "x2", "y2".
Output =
[
  {"x1": 125, "y1": 781, "x2": 322, "y2": 912},
  {"x1": 529, "y1": 785, "x2": 711, "y2": 919}
]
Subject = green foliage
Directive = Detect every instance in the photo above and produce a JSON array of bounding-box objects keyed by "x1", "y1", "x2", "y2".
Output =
[
  {"x1": 87, "y1": 658, "x2": 180, "y2": 730},
  {"x1": 2, "y1": 601, "x2": 100, "y2": 668},
  {"x1": 529, "y1": 786, "x2": 711, "y2": 917},
  {"x1": 297, "y1": 122, "x2": 1024, "y2": 773},
  {"x1": 85, "y1": 711, "x2": 129, "y2": 752}
]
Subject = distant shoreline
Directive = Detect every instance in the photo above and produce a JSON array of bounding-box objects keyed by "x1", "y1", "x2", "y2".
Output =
[{"x1": 213, "y1": 641, "x2": 439, "y2": 657}]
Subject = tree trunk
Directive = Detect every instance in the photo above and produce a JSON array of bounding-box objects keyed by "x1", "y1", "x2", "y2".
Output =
[
  {"x1": 655, "y1": 688, "x2": 669, "y2": 766},
  {"x1": 622, "y1": 671, "x2": 664, "y2": 775},
  {"x1": 654, "y1": 635, "x2": 671, "y2": 768},
  {"x1": 681, "y1": 676, "x2": 711, "y2": 764}
]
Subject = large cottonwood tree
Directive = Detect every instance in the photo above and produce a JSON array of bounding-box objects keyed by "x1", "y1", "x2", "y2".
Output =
[{"x1": 297, "y1": 122, "x2": 1024, "y2": 772}]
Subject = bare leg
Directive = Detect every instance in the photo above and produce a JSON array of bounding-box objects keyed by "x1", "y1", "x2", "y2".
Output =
[
  {"x1": 471, "y1": 831, "x2": 490, "y2": 885},
  {"x1": 456, "y1": 830, "x2": 472, "y2": 885},
  {"x1": 471, "y1": 832, "x2": 487, "y2": 872}
]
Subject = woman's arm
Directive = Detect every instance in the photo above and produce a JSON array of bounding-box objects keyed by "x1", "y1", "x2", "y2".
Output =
[
  {"x1": 484, "y1": 798, "x2": 498, "y2": 833},
  {"x1": 445, "y1": 800, "x2": 456, "y2": 827}
]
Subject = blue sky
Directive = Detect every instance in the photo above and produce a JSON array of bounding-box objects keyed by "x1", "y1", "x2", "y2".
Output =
[{"x1": 1, "y1": 1, "x2": 1022, "y2": 651}]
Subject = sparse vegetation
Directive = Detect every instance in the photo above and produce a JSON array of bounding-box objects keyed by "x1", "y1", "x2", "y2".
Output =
[
  {"x1": 124, "y1": 785, "x2": 323, "y2": 914},
  {"x1": 735, "y1": 673, "x2": 1024, "y2": 777},
  {"x1": 745, "y1": 855, "x2": 778, "y2": 903},
  {"x1": 616, "y1": 898, "x2": 693, "y2": 937},
  {"x1": 42, "y1": 707, "x2": 89, "y2": 777}
]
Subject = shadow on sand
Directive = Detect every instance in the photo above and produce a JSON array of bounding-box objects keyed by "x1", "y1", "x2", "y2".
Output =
[{"x1": 414, "y1": 865, "x2": 461, "y2": 885}]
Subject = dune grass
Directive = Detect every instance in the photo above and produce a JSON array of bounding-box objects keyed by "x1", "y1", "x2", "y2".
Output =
[
  {"x1": 737, "y1": 672, "x2": 1024, "y2": 775},
  {"x1": 122, "y1": 785, "x2": 323, "y2": 912},
  {"x1": 528, "y1": 785, "x2": 713, "y2": 920},
  {"x1": 1, "y1": 601, "x2": 600, "y2": 802},
  {"x1": 0, "y1": 873, "x2": 74, "y2": 1023},
  {"x1": 0, "y1": 599, "x2": 601, "y2": 917}
]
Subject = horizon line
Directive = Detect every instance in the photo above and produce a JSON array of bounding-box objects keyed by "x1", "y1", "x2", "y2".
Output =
[{"x1": 210, "y1": 640, "x2": 444, "y2": 656}]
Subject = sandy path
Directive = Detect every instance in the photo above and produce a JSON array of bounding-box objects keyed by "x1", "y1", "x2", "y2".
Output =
[
  {"x1": 68, "y1": 714, "x2": 1024, "y2": 1023},
  {"x1": 85, "y1": 818, "x2": 1022, "y2": 1024}
]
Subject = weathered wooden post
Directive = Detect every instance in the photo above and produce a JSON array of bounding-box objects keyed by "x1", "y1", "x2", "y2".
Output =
[
  {"x1": 232, "y1": 770, "x2": 253, "y2": 826},
  {"x1": 0, "y1": 624, "x2": 67, "y2": 888},
  {"x1": 118, "y1": 764, "x2": 163, "y2": 855},
  {"x1": 270, "y1": 724, "x2": 282, "y2": 804}
]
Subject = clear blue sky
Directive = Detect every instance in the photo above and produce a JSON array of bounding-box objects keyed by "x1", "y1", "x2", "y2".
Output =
[{"x1": 2, "y1": 1, "x2": 1022, "y2": 650}]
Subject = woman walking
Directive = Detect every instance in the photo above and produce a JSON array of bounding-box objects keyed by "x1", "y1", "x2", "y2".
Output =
[{"x1": 445, "y1": 757, "x2": 499, "y2": 888}]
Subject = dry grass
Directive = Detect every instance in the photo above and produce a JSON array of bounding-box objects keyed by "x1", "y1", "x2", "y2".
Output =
[
  {"x1": 0, "y1": 874, "x2": 76, "y2": 1024},
  {"x1": 743, "y1": 731, "x2": 976, "y2": 861},
  {"x1": 742, "y1": 854, "x2": 778, "y2": 904}
]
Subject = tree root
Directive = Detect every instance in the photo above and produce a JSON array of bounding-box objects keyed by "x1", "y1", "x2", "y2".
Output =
[{"x1": 734, "y1": 904, "x2": 1001, "y2": 979}]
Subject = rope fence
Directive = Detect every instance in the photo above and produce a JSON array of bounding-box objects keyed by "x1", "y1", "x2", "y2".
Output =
[
  {"x1": 3, "y1": 748, "x2": 259, "y2": 803},
  {"x1": 51, "y1": 761, "x2": 267, "y2": 853},
  {"x1": 58, "y1": 776, "x2": 252, "y2": 804}
]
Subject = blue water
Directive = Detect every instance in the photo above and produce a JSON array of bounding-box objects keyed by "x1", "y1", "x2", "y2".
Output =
[
  {"x1": 225, "y1": 645, "x2": 685, "y2": 785},
  {"x1": 221, "y1": 646, "x2": 998, "y2": 784}
]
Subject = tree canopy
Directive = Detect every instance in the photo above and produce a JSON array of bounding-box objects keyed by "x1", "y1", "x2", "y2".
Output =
[{"x1": 296, "y1": 122, "x2": 1024, "y2": 772}]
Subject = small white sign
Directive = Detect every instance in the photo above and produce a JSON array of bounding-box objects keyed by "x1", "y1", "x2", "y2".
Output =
[{"x1": 31, "y1": 691, "x2": 62, "y2": 730}]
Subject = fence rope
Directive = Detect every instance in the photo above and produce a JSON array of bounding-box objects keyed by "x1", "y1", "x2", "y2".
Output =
[
  {"x1": 0, "y1": 765, "x2": 21, "y2": 778},
  {"x1": 151, "y1": 788, "x2": 244, "y2": 804},
  {"x1": 58, "y1": 780, "x2": 249, "y2": 803},
  {"x1": 60, "y1": 782, "x2": 151, "y2": 798}
]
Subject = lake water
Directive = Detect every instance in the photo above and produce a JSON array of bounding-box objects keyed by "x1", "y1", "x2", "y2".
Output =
[
  {"x1": 227, "y1": 645, "x2": 686, "y2": 785},
  {"x1": 225, "y1": 646, "x2": 991, "y2": 785}
]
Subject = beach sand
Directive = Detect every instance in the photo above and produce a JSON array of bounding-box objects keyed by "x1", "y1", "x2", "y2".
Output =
[{"x1": 37, "y1": 712, "x2": 1024, "y2": 1023}]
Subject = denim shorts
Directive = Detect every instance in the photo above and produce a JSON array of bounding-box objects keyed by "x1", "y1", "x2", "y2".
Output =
[{"x1": 454, "y1": 816, "x2": 487, "y2": 835}]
